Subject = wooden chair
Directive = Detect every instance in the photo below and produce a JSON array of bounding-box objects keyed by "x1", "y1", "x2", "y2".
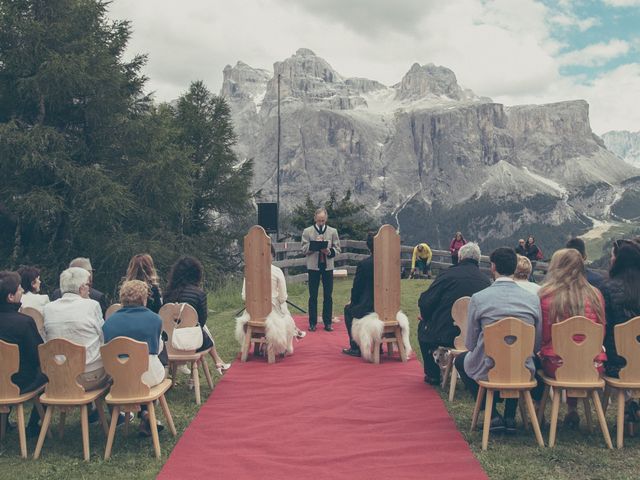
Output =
[
  {"x1": 105, "y1": 303, "x2": 123, "y2": 320},
  {"x1": 603, "y1": 316, "x2": 640, "y2": 448},
  {"x1": 0, "y1": 340, "x2": 47, "y2": 458},
  {"x1": 239, "y1": 226, "x2": 275, "y2": 364},
  {"x1": 470, "y1": 317, "x2": 544, "y2": 450},
  {"x1": 441, "y1": 296, "x2": 471, "y2": 401},
  {"x1": 33, "y1": 339, "x2": 109, "y2": 461},
  {"x1": 372, "y1": 225, "x2": 407, "y2": 364},
  {"x1": 538, "y1": 316, "x2": 612, "y2": 448},
  {"x1": 160, "y1": 303, "x2": 213, "y2": 405},
  {"x1": 100, "y1": 337, "x2": 177, "y2": 459},
  {"x1": 19, "y1": 307, "x2": 45, "y2": 338}
]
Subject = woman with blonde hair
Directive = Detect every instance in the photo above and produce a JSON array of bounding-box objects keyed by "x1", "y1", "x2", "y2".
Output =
[
  {"x1": 538, "y1": 248, "x2": 606, "y2": 427},
  {"x1": 514, "y1": 255, "x2": 540, "y2": 295},
  {"x1": 125, "y1": 254, "x2": 162, "y2": 313}
]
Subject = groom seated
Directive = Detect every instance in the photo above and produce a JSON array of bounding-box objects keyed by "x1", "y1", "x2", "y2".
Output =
[{"x1": 342, "y1": 232, "x2": 375, "y2": 357}]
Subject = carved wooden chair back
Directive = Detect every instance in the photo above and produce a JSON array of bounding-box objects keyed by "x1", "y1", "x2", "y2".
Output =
[
  {"x1": 159, "y1": 303, "x2": 199, "y2": 356},
  {"x1": 20, "y1": 307, "x2": 44, "y2": 337},
  {"x1": 244, "y1": 225, "x2": 271, "y2": 323},
  {"x1": 552, "y1": 316, "x2": 604, "y2": 383},
  {"x1": 104, "y1": 303, "x2": 123, "y2": 320},
  {"x1": 374, "y1": 225, "x2": 400, "y2": 324},
  {"x1": 101, "y1": 337, "x2": 150, "y2": 400},
  {"x1": 0, "y1": 340, "x2": 21, "y2": 399},
  {"x1": 38, "y1": 339, "x2": 87, "y2": 399},
  {"x1": 615, "y1": 316, "x2": 640, "y2": 383},
  {"x1": 485, "y1": 317, "x2": 535, "y2": 384},
  {"x1": 451, "y1": 296, "x2": 471, "y2": 350}
]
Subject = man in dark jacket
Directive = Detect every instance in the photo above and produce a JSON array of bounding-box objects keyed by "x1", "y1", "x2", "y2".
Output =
[
  {"x1": 51, "y1": 257, "x2": 108, "y2": 314},
  {"x1": 565, "y1": 237, "x2": 605, "y2": 289},
  {"x1": 418, "y1": 242, "x2": 490, "y2": 385},
  {"x1": 342, "y1": 232, "x2": 375, "y2": 357},
  {"x1": 0, "y1": 270, "x2": 47, "y2": 436}
]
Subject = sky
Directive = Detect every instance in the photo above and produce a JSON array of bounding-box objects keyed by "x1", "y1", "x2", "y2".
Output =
[{"x1": 107, "y1": 0, "x2": 640, "y2": 134}]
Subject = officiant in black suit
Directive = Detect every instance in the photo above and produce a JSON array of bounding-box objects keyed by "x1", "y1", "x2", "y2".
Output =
[
  {"x1": 301, "y1": 208, "x2": 341, "y2": 331},
  {"x1": 342, "y1": 232, "x2": 375, "y2": 357}
]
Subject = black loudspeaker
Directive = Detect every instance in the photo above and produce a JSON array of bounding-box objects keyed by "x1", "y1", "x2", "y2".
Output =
[{"x1": 257, "y1": 202, "x2": 278, "y2": 233}]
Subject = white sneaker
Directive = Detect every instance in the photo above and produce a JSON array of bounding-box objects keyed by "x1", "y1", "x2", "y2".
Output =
[
  {"x1": 178, "y1": 364, "x2": 191, "y2": 375},
  {"x1": 296, "y1": 330, "x2": 306, "y2": 339}
]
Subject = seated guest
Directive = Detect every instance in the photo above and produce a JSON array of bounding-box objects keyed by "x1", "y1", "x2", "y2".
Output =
[
  {"x1": 0, "y1": 271, "x2": 47, "y2": 436},
  {"x1": 515, "y1": 239, "x2": 526, "y2": 256},
  {"x1": 514, "y1": 255, "x2": 540, "y2": 295},
  {"x1": 418, "y1": 242, "x2": 490, "y2": 385},
  {"x1": 17, "y1": 266, "x2": 50, "y2": 314},
  {"x1": 51, "y1": 258, "x2": 108, "y2": 315},
  {"x1": 124, "y1": 254, "x2": 163, "y2": 314},
  {"x1": 342, "y1": 233, "x2": 375, "y2": 357},
  {"x1": 237, "y1": 245, "x2": 300, "y2": 356},
  {"x1": 602, "y1": 241, "x2": 640, "y2": 380},
  {"x1": 43, "y1": 267, "x2": 107, "y2": 391},
  {"x1": 538, "y1": 248, "x2": 605, "y2": 428},
  {"x1": 455, "y1": 247, "x2": 541, "y2": 433},
  {"x1": 566, "y1": 237, "x2": 605, "y2": 289},
  {"x1": 164, "y1": 256, "x2": 230, "y2": 372}
]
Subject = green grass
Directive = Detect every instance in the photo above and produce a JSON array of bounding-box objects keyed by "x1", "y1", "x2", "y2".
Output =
[
  {"x1": 2, "y1": 278, "x2": 639, "y2": 479},
  {"x1": 583, "y1": 221, "x2": 640, "y2": 264}
]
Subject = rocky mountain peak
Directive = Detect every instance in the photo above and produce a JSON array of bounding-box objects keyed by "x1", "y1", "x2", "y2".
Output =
[
  {"x1": 396, "y1": 62, "x2": 464, "y2": 101},
  {"x1": 221, "y1": 61, "x2": 270, "y2": 101}
]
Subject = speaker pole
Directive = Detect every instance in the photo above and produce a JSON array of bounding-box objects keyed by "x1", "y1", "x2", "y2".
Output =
[{"x1": 276, "y1": 72, "x2": 281, "y2": 239}]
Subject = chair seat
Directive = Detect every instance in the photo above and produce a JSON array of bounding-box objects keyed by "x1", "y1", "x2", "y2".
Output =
[
  {"x1": 382, "y1": 322, "x2": 399, "y2": 328},
  {"x1": 541, "y1": 374, "x2": 604, "y2": 389},
  {"x1": 168, "y1": 348, "x2": 211, "y2": 362},
  {"x1": 449, "y1": 349, "x2": 466, "y2": 356},
  {"x1": 0, "y1": 384, "x2": 46, "y2": 405},
  {"x1": 105, "y1": 379, "x2": 172, "y2": 405},
  {"x1": 39, "y1": 385, "x2": 108, "y2": 405},
  {"x1": 247, "y1": 321, "x2": 266, "y2": 328},
  {"x1": 603, "y1": 376, "x2": 640, "y2": 389},
  {"x1": 478, "y1": 380, "x2": 538, "y2": 390}
]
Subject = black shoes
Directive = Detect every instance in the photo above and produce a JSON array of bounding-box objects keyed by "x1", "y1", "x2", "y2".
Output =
[
  {"x1": 342, "y1": 347, "x2": 361, "y2": 357},
  {"x1": 504, "y1": 417, "x2": 517, "y2": 434},
  {"x1": 324, "y1": 325, "x2": 333, "y2": 332},
  {"x1": 489, "y1": 415, "x2": 505, "y2": 433},
  {"x1": 424, "y1": 376, "x2": 441, "y2": 386},
  {"x1": 309, "y1": 325, "x2": 316, "y2": 332}
]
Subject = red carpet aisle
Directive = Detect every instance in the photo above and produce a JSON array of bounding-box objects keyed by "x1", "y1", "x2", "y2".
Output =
[{"x1": 158, "y1": 317, "x2": 487, "y2": 480}]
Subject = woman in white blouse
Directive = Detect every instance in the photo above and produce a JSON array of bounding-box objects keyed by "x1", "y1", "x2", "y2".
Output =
[{"x1": 17, "y1": 266, "x2": 50, "y2": 314}]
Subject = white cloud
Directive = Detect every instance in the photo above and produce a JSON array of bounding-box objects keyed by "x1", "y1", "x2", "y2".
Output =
[
  {"x1": 560, "y1": 39, "x2": 630, "y2": 66},
  {"x1": 603, "y1": 0, "x2": 640, "y2": 6},
  {"x1": 549, "y1": 13, "x2": 598, "y2": 31}
]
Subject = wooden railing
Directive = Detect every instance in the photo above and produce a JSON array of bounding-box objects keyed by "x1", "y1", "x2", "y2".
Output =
[{"x1": 273, "y1": 240, "x2": 551, "y2": 282}]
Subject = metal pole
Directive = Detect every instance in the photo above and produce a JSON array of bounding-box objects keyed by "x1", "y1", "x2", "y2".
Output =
[{"x1": 276, "y1": 73, "x2": 281, "y2": 239}]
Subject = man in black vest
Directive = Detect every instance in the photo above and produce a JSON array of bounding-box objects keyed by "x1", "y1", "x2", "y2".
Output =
[{"x1": 342, "y1": 232, "x2": 375, "y2": 357}]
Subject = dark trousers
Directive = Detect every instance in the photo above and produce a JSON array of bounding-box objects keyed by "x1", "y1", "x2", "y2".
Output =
[
  {"x1": 455, "y1": 352, "x2": 518, "y2": 419},
  {"x1": 308, "y1": 269, "x2": 333, "y2": 327},
  {"x1": 343, "y1": 306, "x2": 359, "y2": 350},
  {"x1": 419, "y1": 341, "x2": 445, "y2": 381},
  {"x1": 451, "y1": 254, "x2": 459, "y2": 265}
]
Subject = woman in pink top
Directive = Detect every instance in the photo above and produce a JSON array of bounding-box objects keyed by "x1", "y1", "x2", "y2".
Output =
[
  {"x1": 449, "y1": 232, "x2": 466, "y2": 265},
  {"x1": 538, "y1": 248, "x2": 605, "y2": 427}
]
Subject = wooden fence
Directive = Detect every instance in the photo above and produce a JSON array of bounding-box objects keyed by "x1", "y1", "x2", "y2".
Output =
[{"x1": 273, "y1": 240, "x2": 551, "y2": 282}]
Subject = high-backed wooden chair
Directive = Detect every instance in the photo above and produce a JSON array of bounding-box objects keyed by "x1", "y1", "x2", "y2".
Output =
[
  {"x1": 0, "y1": 340, "x2": 47, "y2": 458},
  {"x1": 442, "y1": 296, "x2": 471, "y2": 401},
  {"x1": 105, "y1": 303, "x2": 123, "y2": 320},
  {"x1": 19, "y1": 307, "x2": 45, "y2": 338},
  {"x1": 159, "y1": 303, "x2": 213, "y2": 405},
  {"x1": 33, "y1": 339, "x2": 109, "y2": 461},
  {"x1": 100, "y1": 337, "x2": 176, "y2": 459},
  {"x1": 603, "y1": 316, "x2": 640, "y2": 448},
  {"x1": 469, "y1": 317, "x2": 544, "y2": 450},
  {"x1": 372, "y1": 225, "x2": 407, "y2": 364},
  {"x1": 538, "y1": 316, "x2": 612, "y2": 448},
  {"x1": 239, "y1": 226, "x2": 274, "y2": 364}
]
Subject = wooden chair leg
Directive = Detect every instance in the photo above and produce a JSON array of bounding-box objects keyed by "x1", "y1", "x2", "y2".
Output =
[
  {"x1": 16, "y1": 403, "x2": 27, "y2": 459},
  {"x1": 241, "y1": 326, "x2": 252, "y2": 362},
  {"x1": 169, "y1": 362, "x2": 177, "y2": 387},
  {"x1": 549, "y1": 388, "x2": 561, "y2": 447},
  {"x1": 471, "y1": 386, "x2": 485, "y2": 432},
  {"x1": 201, "y1": 358, "x2": 214, "y2": 388},
  {"x1": 124, "y1": 407, "x2": 130, "y2": 436},
  {"x1": 33, "y1": 405, "x2": 53, "y2": 459},
  {"x1": 104, "y1": 405, "x2": 120, "y2": 460},
  {"x1": 582, "y1": 397, "x2": 593, "y2": 433},
  {"x1": 267, "y1": 346, "x2": 276, "y2": 364},
  {"x1": 617, "y1": 388, "x2": 625, "y2": 448},
  {"x1": 603, "y1": 384, "x2": 611, "y2": 415},
  {"x1": 58, "y1": 410, "x2": 66, "y2": 439},
  {"x1": 482, "y1": 389, "x2": 494, "y2": 450},
  {"x1": 192, "y1": 361, "x2": 201, "y2": 405},
  {"x1": 524, "y1": 391, "x2": 545, "y2": 447},
  {"x1": 592, "y1": 390, "x2": 613, "y2": 449},
  {"x1": 395, "y1": 329, "x2": 407, "y2": 362},
  {"x1": 519, "y1": 392, "x2": 529, "y2": 431},
  {"x1": 147, "y1": 402, "x2": 161, "y2": 459},
  {"x1": 159, "y1": 395, "x2": 177, "y2": 436},
  {"x1": 448, "y1": 365, "x2": 458, "y2": 402},
  {"x1": 538, "y1": 386, "x2": 550, "y2": 426},
  {"x1": 95, "y1": 397, "x2": 109, "y2": 436},
  {"x1": 33, "y1": 399, "x2": 52, "y2": 439},
  {"x1": 442, "y1": 353, "x2": 453, "y2": 389},
  {"x1": 0, "y1": 412, "x2": 6, "y2": 441},
  {"x1": 373, "y1": 341, "x2": 381, "y2": 364},
  {"x1": 80, "y1": 404, "x2": 90, "y2": 461}
]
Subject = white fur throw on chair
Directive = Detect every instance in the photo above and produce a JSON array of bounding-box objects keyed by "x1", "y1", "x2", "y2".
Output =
[
  {"x1": 235, "y1": 309, "x2": 296, "y2": 356},
  {"x1": 352, "y1": 311, "x2": 412, "y2": 362}
]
